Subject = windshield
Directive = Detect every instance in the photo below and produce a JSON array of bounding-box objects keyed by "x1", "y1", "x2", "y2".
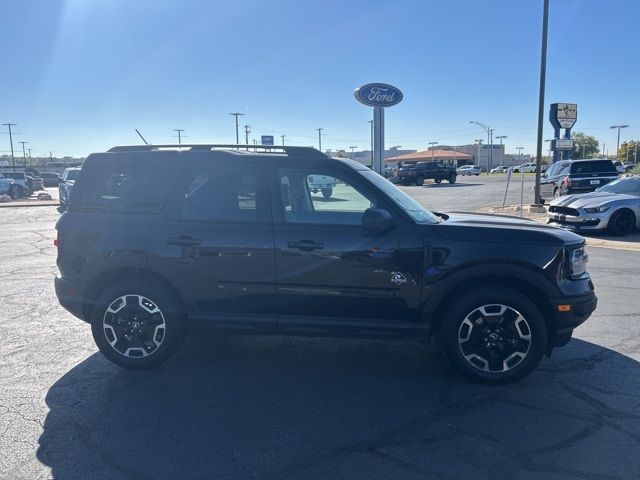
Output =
[
  {"x1": 360, "y1": 170, "x2": 440, "y2": 224},
  {"x1": 596, "y1": 177, "x2": 640, "y2": 195}
]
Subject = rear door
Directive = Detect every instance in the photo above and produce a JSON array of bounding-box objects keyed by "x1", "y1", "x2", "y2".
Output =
[
  {"x1": 148, "y1": 162, "x2": 277, "y2": 332},
  {"x1": 271, "y1": 165, "x2": 424, "y2": 336}
]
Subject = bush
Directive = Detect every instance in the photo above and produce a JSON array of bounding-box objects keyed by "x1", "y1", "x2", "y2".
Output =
[{"x1": 630, "y1": 164, "x2": 640, "y2": 175}]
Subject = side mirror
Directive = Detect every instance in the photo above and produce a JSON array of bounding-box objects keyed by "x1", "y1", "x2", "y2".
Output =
[{"x1": 362, "y1": 208, "x2": 395, "y2": 234}]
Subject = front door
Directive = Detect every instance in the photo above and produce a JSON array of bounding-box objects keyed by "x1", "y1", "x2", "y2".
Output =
[
  {"x1": 148, "y1": 163, "x2": 277, "y2": 332},
  {"x1": 271, "y1": 166, "x2": 424, "y2": 336}
]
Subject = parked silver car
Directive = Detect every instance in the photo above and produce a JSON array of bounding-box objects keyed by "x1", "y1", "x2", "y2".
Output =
[{"x1": 547, "y1": 176, "x2": 640, "y2": 236}]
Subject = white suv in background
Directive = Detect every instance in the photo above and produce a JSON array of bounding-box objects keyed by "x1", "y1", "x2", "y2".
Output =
[{"x1": 513, "y1": 163, "x2": 536, "y2": 173}]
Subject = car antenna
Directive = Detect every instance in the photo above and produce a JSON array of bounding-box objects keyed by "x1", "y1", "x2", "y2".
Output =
[{"x1": 135, "y1": 129, "x2": 149, "y2": 145}]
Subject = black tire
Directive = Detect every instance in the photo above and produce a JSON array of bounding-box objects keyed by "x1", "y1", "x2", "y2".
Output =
[
  {"x1": 8, "y1": 184, "x2": 19, "y2": 199},
  {"x1": 90, "y1": 279, "x2": 187, "y2": 370},
  {"x1": 322, "y1": 187, "x2": 333, "y2": 199},
  {"x1": 607, "y1": 209, "x2": 635, "y2": 236},
  {"x1": 415, "y1": 175, "x2": 424, "y2": 186},
  {"x1": 553, "y1": 187, "x2": 561, "y2": 198},
  {"x1": 440, "y1": 287, "x2": 547, "y2": 384},
  {"x1": 448, "y1": 175, "x2": 456, "y2": 184},
  {"x1": 434, "y1": 178, "x2": 442, "y2": 184}
]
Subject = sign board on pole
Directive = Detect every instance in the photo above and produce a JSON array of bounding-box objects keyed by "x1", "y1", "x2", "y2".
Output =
[
  {"x1": 553, "y1": 139, "x2": 574, "y2": 151},
  {"x1": 261, "y1": 135, "x2": 274, "y2": 146},
  {"x1": 354, "y1": 83, "x2": 403, "y2": 175},
  {"x1": 550, "y1": 103, "x2": 577, "y2": 130}
]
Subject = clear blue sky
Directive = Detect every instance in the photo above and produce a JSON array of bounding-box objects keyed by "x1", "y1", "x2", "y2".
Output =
[{"x1": 1, "y1": 0, "x2": 639, "y2": 158}]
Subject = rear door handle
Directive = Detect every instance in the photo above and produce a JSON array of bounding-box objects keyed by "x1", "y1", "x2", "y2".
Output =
[
  {"x1": 287, "y1": 240, "x2": 323, "y2": 251},
  {"x1": 167, "y1": 236, "x2": 201, "y2": 247}
]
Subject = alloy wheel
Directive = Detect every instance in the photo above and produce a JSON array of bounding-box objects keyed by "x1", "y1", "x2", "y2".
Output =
[
  {"x1": 457, "y1": 304, "x2": 532, "y2": 373},
  {"x1": 103, "y1": 295, "x2": 166, "y2": 358}
]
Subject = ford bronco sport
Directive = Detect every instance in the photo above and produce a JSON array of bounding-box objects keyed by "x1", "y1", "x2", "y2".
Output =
[{"x1": 55, "y1": 145, "x2": 597, "y2": 383}]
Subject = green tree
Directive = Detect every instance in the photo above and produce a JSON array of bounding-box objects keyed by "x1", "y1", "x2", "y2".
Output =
[
  {"x1": 570, "y1": 132, "x2": 599, "y2": 159},
  {"x1": 619, "y1": 140, "x2": 639, "y2": 163}
]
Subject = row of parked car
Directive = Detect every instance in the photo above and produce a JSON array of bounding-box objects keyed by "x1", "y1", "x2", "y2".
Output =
[{"x1": 0, "y1": 168, "x2": 75, "y2": 199}]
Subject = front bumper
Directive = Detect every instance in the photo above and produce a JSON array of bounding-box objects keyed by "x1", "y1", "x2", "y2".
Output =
[
  {"x1": 548, "y1": 290, "x2": 597, "y2": 347},
  {"x1": 55, "y1": 275, "x2": 88, "y2": 321},
  {"x1": 547, "y1": 211, "x2": 609, "y2": 232}
]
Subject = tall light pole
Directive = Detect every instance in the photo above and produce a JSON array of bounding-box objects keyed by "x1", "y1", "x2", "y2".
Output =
[
  {"x1": 2, "y1": 123, "x2": 17, "y2": 172},
  {"x1": 517, "y1": 147, "x2": 525, "y2": 213},
  {"x1": 19, "y1": 141, "x2": 28, "y2": 166},
  {"x1": 229, "y1": 112, "x2": 244, "y2": 146},
  {"x1": 428, "y1": 141, "x2": 438, "y2": 162},
  {"x1": 281, "y1": 135, "x2": 285, "y2": 146},
  {"x1": 317, "y1": 128, "x2": 323, "y2": 151},
  {"x1": 534, "y1": 0, "x2": 549, "y2": 205},
  {"x1": 610, "y1": 124, "x2": 629, "y2": 159},
  {"x1": 470, "y1": 121, "x2": 493, "y2": 170},
  {"x1": 27, "y1": 148, "x2": 32, "y2": 166}
]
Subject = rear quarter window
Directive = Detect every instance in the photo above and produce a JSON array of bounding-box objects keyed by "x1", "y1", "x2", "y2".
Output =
[
  {"x1": 570, "y1": 161, "x2": 616, "y2": 174},
  {"x1": 72, "y1": 166, "x2": 182, "y2": 213}
]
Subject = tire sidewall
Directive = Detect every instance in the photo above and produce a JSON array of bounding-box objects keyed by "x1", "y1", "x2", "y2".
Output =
[
  {"x1": 90, "y1": 279, "x2": 186, "y2": 370},
  {"x1": 608, "y1": 209, "x2": 634, "y2": 236},
  {"x1": 441, "y1": 288, "x2": 547, "y2": 384}
]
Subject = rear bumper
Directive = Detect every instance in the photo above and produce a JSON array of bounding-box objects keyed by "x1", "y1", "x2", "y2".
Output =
[
  {"x1": 55, "y1": 275, "x2": 88, "y2": 321},
  {"x1": 548, "y1": 291, "x2": 597, "y2": 347}
]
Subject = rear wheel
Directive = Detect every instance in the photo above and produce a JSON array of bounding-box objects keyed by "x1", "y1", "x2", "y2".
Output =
[
  {"x1": 607, "y1": 209, "x2": 635, "y2": 236},
  {"x1": 441, "y1": 287, "x2": 547, "y2": 384},
  {"x1": 8, "y1": 185, "x2": 19, "y2": 199},
  {"x1": 415, "y1": 175, "x2": 424, "y2": 186},
  {"x1": 322, "y1": 187, "x2": 333, "y2": 199},
  {"x1": 90, "y1": 279, "x2": 187, "y2": 370},
  {"x1": 434, "y1": 178, "x2": 442, "y2": 184},
  {"x1": 448, "y1": 175, "x2": 456, "y2": 184}
]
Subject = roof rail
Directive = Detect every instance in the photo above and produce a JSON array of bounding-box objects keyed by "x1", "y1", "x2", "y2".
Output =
[{"x1": 107, "y1": 144, "x2": 329, "y2": 159}]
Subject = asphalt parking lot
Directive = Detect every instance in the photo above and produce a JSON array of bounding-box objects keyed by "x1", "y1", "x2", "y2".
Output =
[{"x1": 1, "y1": 179, "x2": 640, "y2": 480}]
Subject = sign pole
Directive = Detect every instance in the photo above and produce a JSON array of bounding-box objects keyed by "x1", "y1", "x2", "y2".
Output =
[{"x1": 373, "y1": 107, "x2": 384, "y2": 175}]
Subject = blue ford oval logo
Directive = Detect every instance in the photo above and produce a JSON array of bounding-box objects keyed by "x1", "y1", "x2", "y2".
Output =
[{"x1": 354, "y1": 83, "x2": 403, "y2": 108}]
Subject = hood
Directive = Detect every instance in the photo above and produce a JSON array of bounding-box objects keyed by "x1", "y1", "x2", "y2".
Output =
[
  {"x1": 432, "y1": 211, "x2": 584, "y2": 245},
  {"x1": 551, "y1": 191, "x2": 637, "y2": 209}
]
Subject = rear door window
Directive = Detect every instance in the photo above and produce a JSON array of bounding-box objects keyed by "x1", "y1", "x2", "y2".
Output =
[{"x1": 73, "y1": 165, "x2": 181, "y2": 213}]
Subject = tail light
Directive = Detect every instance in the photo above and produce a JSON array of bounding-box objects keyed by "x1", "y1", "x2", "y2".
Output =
[
  {"x1": 54, "y1": 232, "x2": 60, "y2": 248},
  {"x1": 563, "y1": 176, "x2": 572, "y2": 188}
]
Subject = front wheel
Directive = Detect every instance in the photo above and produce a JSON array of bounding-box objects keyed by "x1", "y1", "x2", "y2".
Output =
[
  {"x1": 322, "y1": 187, "x2": 333, "y2": 199},
  {"x1": 440, "y1": 287, "x2": 547, "y2": 384},
  {"x1": 415, "y1": 175, "x2": 424, "y2": 186},
  {"x1": 607, "y1": 209, "x2": 635, "y2": 236},
  {"x1": 8, "y1": 185, "x2": 19, "y2": 199},
  {"x1": 91, "y1": 279, "x2": 187, "y2": 370},
  {"x1": 434, "y1": 178, "x2": 442, "y2": 184}
]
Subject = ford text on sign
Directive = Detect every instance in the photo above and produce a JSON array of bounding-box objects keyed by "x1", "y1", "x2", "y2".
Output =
[{"x1": 354, "y1": 83, "x2": 403, "y2": 108}]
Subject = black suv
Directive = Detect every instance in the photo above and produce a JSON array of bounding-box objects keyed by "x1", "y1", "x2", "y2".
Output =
[
  {"x1": 55, "y1": 145, "x2": 597, "y2": 384},
  {"x1": 394, "y1": 161, "x2": 457, "y2": 185},
  {"x1": 540, "y1": 158, "x2": 618, "y2": 202}
]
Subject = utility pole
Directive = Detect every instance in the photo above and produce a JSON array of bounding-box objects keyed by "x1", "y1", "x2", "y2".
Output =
[
  {"x1": 602, "y1": 143, "x2": 605, "y2": 157},
  {"x1": 229, "y1": 112, "x2": 244, "y2": 146},
  {"x1": 2, "y1": 123, "x2": 17, "y2": 172},
  {"x1": 49, "y1": 152, "x2": 53, "y2": 162},
  {"x1": 281, "y1": 135, "x2": 285, "y2": 146},
  {"x1": 534, "y1": 0, "x2": 549, "y2": 205},
  {"x1": 317, "y1": 128, "x2": 323, "y2": 151},
  {"x1": 172, "y1": 129, "x2": 185, "y2": 145},
  {"x1": 19, "y1": 141, "x2": 28, "y2": 167},
  {"x1": 368, "y1": 120, "x2": 374, "y2": 166},
  {"x1": 495, "y1": 135, "x2": 507, "y2": 167},
  {"x1": 27, "y1": 148, "x2": 32, "y2": 166},
  {"x1": 610, "y1": 124, "x2": 629, "y2": 159},
  {"x1": 244, "y1": 125, "x2": 251, "y2": 150}
]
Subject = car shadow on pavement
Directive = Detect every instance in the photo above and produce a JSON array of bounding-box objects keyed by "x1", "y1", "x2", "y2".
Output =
[
  {"x1": 421, "y1": 183, "x2": 482, "y2": 188},
  {"x1": 37, "y1": 336, "x2": 640, "y2": 480}
]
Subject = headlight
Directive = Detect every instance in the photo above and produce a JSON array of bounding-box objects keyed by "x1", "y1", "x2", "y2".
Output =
[
  {"x1": 566, "y1": 246, "x2": 588, "y2": 279},
  {"x1": 584, "y1": 206, "x2": 610, "y2": 213}
]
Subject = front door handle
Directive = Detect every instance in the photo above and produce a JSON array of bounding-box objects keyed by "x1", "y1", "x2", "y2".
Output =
[
  {"x1": 287, "y1": 240, "x2": 323, "y2": 251},
  {"x1": 167, "y1": 236, "x2": 201, "y2": 247}
]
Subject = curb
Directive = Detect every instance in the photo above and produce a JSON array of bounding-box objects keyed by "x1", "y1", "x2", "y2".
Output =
[
  {"x1": 478, "y1": 206, "x2": 640, "y2": 253},
  {"x1": 0, "y1": 201, "x2": 60, "y2": 208}
]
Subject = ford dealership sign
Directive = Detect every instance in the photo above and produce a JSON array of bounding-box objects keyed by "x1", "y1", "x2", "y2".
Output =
[{"x1": 354, "y1": 83, "x2": 403, "y2": 108}]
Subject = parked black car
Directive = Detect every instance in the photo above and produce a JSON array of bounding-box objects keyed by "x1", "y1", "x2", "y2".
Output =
[
  {"x1": 55, "y1": 145, "x2": 596, "y2": 384},
  {"x1": 540, "y1": 158, "x2": 618, "y2": 202},
  {"x1": 394, "y1": 161, "x2": 457, "y2": 185}
]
